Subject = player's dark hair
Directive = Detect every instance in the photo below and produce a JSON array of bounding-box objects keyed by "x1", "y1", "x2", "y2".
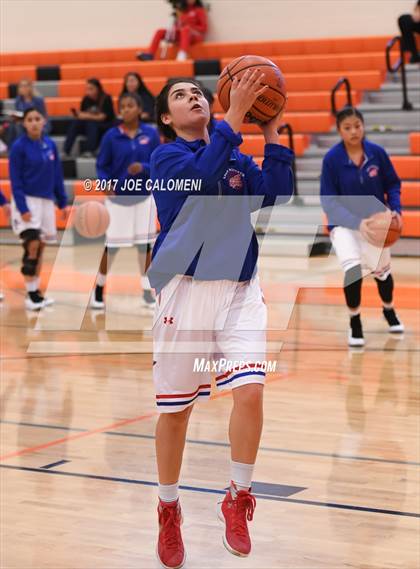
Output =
[
  {"x1": 155, "y1": 77, "x2": 203, "y2": 140},
  {"x1": 118, "y1": 92, "x2": 143, "y2": 110},
  {"x1": 336, "y1": 106, "x2": 364, "y2": 128},
  {"x1": 22, "y1": 106, "x2": 44, "y2": 120}
]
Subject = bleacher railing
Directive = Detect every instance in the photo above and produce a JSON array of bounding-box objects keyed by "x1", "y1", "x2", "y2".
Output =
[
  {"x1": 386, "y1": 36, "x2": 413, "y2": 111},
  {"x1": 330, "y1": 77, "x2": 352, "y2": 116},
  {"x1": 277, "y1": 122, "x2": 303, "y2": 205}
]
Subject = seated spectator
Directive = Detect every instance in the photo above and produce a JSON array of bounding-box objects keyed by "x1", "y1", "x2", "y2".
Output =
[
  {"x1": 137, "y1": 0, "x2": 208, "y2": 61},
  {"x1": 63, "y1": 78, "x2": 115, "y2": 157},
  {"x1": 15, "y1": 79, "x2": 50, "y2": 127},
  {"x1": 4, "y1": 79, "x2": 50, "y2": 147},
  {"x1": 120, "y1": 72, "x2": 156, "y2": 121},
  {"x1": 398, "y1": 0, "x2": 420, "y2": 63}
]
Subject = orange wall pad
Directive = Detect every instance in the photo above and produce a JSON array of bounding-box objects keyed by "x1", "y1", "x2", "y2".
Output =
[
  {"x1": 391, "y1": 156, "x2": 420, "y2": 180},
  {"x1": 401, "y1": 181, "x2": 420, "y2": 207},
  {"x1": 409, "y1": 132, "x2": 420, "y2": 155}
]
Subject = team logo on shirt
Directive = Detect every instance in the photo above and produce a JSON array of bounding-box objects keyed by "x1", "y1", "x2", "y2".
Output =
[
  {"x1": 138, "y1": 135, "x2": 150, "y2": 145},
  {"x1": 367, "y1": 165, "x2": 379, "y2": 178},
  {"x1": 224, "y1": 168, "x2": 244, "y2": 190}
]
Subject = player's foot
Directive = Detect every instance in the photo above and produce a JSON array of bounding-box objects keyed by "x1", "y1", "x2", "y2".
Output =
[
  {"x1": 142, "y1": 289, "x2": 156, "y2": 309},
  {"x1": 157, "y1": 498, "x2": 185, "y2": 569},
  {"x1": 36, "y1": 291, "x2": 54, "y2": 306},
  {"x1": 383, "y1": 308, "x2": 404, "y2": 334},
  {"x1": 0, "y1": 292, "x2": 4, "y2": 301},
  {"x1": 137, "y1": 52, "x2": 154, "y2": 61},
  {"x1": 218, "y1": 482, "x2": 256, "y2": 557},
  {"x1": 25, "y1": 291, "x2": 45, "y2": 311},
  {"x1": 348, "y1": 314, "x2": 365, "y2": 347},
  {"x1": 91, "y1": 285, "x2": 105, "y2": 309}
]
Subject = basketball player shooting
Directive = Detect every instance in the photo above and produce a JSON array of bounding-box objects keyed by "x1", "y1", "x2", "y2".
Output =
[{"x1": 148, "y1": 69, "x2": 294, "y2": 568}]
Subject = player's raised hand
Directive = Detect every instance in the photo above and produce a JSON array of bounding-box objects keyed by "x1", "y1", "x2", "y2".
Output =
[
  {"x1": 225, "y1": 69, "x2": 268, "y2": 132},
  {"x1": 260, "y1": 103, "x2": 288, "y2": 144}
]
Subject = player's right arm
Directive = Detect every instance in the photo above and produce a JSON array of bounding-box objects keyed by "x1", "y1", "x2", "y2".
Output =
[{"x1": 9, "y1": 141, "x2": 29, "y2": 215}]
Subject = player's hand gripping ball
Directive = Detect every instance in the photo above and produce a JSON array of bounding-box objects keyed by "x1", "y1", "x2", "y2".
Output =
[{"x1": 217, "y1": 55, "x2": 287, "y2": 124}]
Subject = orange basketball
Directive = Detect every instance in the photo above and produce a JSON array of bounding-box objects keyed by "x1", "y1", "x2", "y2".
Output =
[
  {"x1": 366, "y1": 211, "x2": 401, "y2": 248},
  {"x1": 217, "y1": 55, "x2": 287, "y2": 124},
  {"x1": 74, "y1": 201, "x2": 110, "y2": 239}
]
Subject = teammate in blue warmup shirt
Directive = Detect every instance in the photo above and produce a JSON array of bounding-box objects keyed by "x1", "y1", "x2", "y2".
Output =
[
  {"x1": 93, "y1": 92, "x2": 160, "y2": 309},
  {"x1": 9, "y1": 107, "x2": 69, "y2": 311},
  {"x1": 148, "y1": 75, "x2": 294, "y2": 568},
  {"x1": 321, "y1": 106, "x2": 404, "y2": 347}
]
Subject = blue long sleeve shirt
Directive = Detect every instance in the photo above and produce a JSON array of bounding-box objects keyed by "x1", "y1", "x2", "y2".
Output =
[
  {"x1": 148, "y1": 119, "x2": 294, "y2": 293},
  {"x1": 96, "y1": 123, "x2": 160, "y2": 205},
  {"x1": 320, "y1": 139, "x2": 401, "y2": 230},
  {"x1": 9, "y1": 134, "x2": 67, "y2": 215},
  {"x1": 0, "y1": 190, "x2": 8, "y2": 206}
]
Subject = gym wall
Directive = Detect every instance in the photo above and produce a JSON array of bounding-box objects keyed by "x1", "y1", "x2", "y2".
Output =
[{"x1": 1, "y1": 0, "x2": 414, "y2": 53}]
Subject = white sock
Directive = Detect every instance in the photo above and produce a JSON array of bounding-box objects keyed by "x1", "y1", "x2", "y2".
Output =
[
  {"x1": 34, "y1": 277, "x2": 40, "y2": 290},
  {"x1": 230, "y1": 460, "x2": 254, "y2": 495},
  {"x1": 141, "y1": 275, "x2": 151, "y2": 291},
  {"x1": 176, "y1": 50, "x2": 187, "y2": 61},
  {"x1": 383, "y1": 303, "x2": 393, "y2": 310},
  {"x1": 349, "y1": 309, "x2": 360, "y2": 317},
  {"x1": 96, "y1": 273, "x2": 107, "y2": 287},
  {"x1": 159, "y1": 482, "x2": 179, "y2": 503},
  {"x1": 25, "y1": 280, "x2": 38, "y2": 293}
]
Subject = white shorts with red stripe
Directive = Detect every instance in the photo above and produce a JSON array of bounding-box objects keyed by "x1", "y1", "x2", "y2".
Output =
[
  {"x1": 153, "y1": 275, "x2": 267, "y2": 413},
  {"x1": 105, "y1": 196, "x2": 157, "y2": 247}
]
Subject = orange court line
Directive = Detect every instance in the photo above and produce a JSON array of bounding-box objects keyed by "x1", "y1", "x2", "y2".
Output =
[{"x1": 0, "y1": 372, "x2": 288, "y2": 463}]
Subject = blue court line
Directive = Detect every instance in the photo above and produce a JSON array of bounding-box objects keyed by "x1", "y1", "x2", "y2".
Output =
[
  {"x1": 1, "y1": 464, "x2": 419, "y2": 519},
  {"x1": 40, "y1": 459, "x2": 70, "y2": 470},
  {"x1": 1, "y1": 419, "x2": 419, "y2": 467}
]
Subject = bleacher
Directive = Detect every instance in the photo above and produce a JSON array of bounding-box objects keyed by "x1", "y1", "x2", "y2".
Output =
[{"x1": 0, "y1": 35, "x2": 419, "y2": 254}]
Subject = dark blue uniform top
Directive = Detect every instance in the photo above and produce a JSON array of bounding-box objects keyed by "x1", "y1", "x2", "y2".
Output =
[
  {"x1": 9, "y1": 134, "x2": 67, "y2": 214},
  {"x1": 321, "y1": 139, "x2": 401, "y2": 230},
  {"x1": 96, "y1": 122, "x2": 160, "y2": 205},
  {"x1": 148, "y1": 120, "x2": 295, "y2": 293}
]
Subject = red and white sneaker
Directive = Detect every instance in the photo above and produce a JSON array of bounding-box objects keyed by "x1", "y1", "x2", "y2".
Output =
[
  {"x1": 218, "y1": 482, "x2": 256, "y2": 557},
  {"x1": 157, "y1": 498, "x2": 186, "y2": 569}
]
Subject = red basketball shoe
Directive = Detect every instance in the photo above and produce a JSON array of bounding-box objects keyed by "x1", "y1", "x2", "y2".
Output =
[
  {"x1": 157, "y1": 498, "x2": 186, "y2": 569},
  {"x1": 218, "y1": 482, "x2": 256, "y2": 556}
]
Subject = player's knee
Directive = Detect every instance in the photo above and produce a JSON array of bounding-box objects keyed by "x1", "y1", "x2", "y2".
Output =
[
  {"x1": 343, "y1": 264, "x2": 362, "y2": 309},
  {"x1": 20, "y1": 229, "x2": 41, "y2": 276},
  {"x1": 163, "y1": 406, "x2": 193, "y2": 426},
  {"x1": 136, "y1": 244, "x2": 150, "y2": 255},
  {"x1": 233, "y1": 383, "x2": 264, "y2": 409}
]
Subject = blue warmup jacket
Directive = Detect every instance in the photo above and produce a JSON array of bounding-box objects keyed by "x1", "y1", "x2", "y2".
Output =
[
  {"x1": 9, "y1": 134, "x2": 67, "y2": 215},
  {"x1": 0, "y1": 190, "x2": 8, "y2": 206},
  {"x1": 96, "y1": 123, "x2": 160, "y2": 205},
  {"x1": 320, "y1": 139, "x2": 401, "y2": 231},
  {"x1": 148, "y1": 119, "x2": 294, "y2": 293}
]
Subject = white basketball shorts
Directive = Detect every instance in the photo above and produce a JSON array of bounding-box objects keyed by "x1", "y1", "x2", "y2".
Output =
[
  {"x1": 330, "y1": 226, "x2": 391, "y2": 280},
  {"x1": 105, "y1": 197, "x2": 157, "y2": 248},
  {"x1": 11, "y1": 196, "x2": 57, "y2": 243},
  {"x1": 153, "y1": 275, "x2": 268, "y2": 413}
]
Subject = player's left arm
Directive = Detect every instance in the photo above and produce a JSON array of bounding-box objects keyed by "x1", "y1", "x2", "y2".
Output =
[
  {"x1": 52, "y1": 142, "x2": 68, "y2": 210},
  {"x1": 380, "y1": 148, "x2": 402, "y2": 215}
]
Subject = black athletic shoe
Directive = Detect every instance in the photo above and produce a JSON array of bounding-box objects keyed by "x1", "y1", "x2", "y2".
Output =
[
  {"x1": 348, "y1": 314, "x2": 365, "y2": 347},
  {"x1": 25, "y1": 291, "x2": 45, "y2": 311},
  {"x1": 91, "y1": 285, "x2": 105, "y2": 309},
  {"x1": 383, "y1": 308, "x2": 404, "y2": 333},
  {"x1": 142, "y1": 289, "x2": 156, "y2": 309},
  {"x1": 36, "y1": 290, "x2": 54, "y2": 306}
]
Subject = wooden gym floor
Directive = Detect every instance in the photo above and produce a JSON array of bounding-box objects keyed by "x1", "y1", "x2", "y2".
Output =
[{"x1": 0, "y1": 243, "x2": 419, "y2": 569}]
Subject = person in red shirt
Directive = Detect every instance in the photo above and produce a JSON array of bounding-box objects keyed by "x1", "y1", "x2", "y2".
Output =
[{"x1": 137, "y1": 0, "x2": 208, "y2": 61}]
